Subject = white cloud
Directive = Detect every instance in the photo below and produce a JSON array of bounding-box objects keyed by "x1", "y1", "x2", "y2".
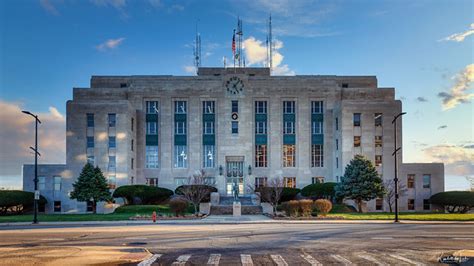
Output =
[
  {"x1": 49, "y1": 106, "x2": 64, "y2": 120},
  {"x1": 40, "y1": 0, "x2": 60, "y2": 15},
  {"x1": 183, "y1": 65, "x2": 196, "y2": 74},
  {"x1": 438, "y1": 64, "x2": 474, "y2": 110},
  {"x1": 422, "y1": 144, "x2": 474, "y2": 176},
  {"x1": 96, "y1": 37, "x2": 126, "y2": 51},
  {"x1": 243, "y1": 37, "x2": 294, "y2": 75},
  {"x1": 440, "y1": 23, "x2": 474, "y2": 42}
]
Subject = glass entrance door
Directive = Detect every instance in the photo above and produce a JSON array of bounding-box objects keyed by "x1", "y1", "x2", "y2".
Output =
[
  {"x1": 226, "y1": 177, "x2": 244, "y2": 196},
  {"x1": 225, "y1": 157, "x2": 245, "y2": 196}
]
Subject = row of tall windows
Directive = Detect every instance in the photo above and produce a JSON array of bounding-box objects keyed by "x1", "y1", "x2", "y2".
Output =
[{"x1": 353, "y1": 113, "x2": 383, "y2": 127}]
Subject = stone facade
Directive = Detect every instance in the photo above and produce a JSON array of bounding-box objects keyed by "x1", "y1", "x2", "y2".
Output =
[{"x1": 22, "y1": 67, "x2": 444, "y2": 213}]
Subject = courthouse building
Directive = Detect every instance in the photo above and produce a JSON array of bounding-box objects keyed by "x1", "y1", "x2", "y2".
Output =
[{"x1": 23, "y1": 67, "x2": 444, "y2": 213}]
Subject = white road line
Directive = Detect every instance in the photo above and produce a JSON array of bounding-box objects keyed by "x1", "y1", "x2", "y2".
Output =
[
  {"x1": 207, "y1": 254, "x2": 221, "y2": 265},
  {"x1": 357, "y1": 254, "x2": 386, "y2": 265},
  {"x1": 300, "y1": 254, "x2": 322, "y2": 266},
  {"x1": 270, "y1": 254, "x2": 288, "y2": 266},
  {"x1": 172, "y1": 254, "x2": 191, "y2": 266},
  {"x1": 389, "y1": 254, "x2": 426, "y2": 266},
  {"x1": 241, "y1": 254, "x2": 253, "y2": 266},
  {"x1": 330, "y1": 254, "x2": 353, "y2": 265},
  {"x1": 452, "y1": 237, "x2": 474, "y2": 240},
  {"x1": 138, "y1": 254, "x2": 162, "y2": 266}
]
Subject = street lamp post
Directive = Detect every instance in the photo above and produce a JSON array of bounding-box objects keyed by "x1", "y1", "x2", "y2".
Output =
[
  {"x1": 392, "y1": 112, "x2": 406, "y2": 223},
  {"x1": 22, "y1": 110, "x2": 41, "y2": 224}
]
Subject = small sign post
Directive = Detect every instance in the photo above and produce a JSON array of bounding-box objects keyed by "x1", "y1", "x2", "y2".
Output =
[{"x1": 34, "y1": 190, "x2": 40, "y2": 200}]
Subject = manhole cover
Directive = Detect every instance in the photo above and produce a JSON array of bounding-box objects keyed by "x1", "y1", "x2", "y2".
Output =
[{"x1": 125, "y1": 242, "x2": 147, "y2": 246}]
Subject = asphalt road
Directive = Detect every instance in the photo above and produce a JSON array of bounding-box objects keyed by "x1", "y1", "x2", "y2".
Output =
[{"x1": 1, "y1": 222, "x2": 473, "y2": 265}]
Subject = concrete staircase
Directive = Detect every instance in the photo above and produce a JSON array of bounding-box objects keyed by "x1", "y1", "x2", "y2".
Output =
[{"x1": 210, "y1": 196, "x2": 263, "y2": 215}]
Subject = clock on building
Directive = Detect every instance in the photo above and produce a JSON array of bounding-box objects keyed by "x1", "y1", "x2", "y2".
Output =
[{"x1": 225, "y1": 76, "x2": 244, "y2": 94}]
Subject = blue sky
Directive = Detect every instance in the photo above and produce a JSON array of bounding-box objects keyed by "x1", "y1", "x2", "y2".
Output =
[{"x1": 0, "y1": 0, "x2": 472, "y2": 190}]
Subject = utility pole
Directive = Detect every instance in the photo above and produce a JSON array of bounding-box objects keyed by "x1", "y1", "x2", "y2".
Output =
[{"x1": 392, "y1": 112, "x2": 406, "y2": 223}]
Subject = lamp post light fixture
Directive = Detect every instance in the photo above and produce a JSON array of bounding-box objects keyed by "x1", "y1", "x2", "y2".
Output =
[
  {"x1": 392, "y1": 111, "x2": 406, "y2": 223},
  {"x1": 219, "y1": 165, "x2": 223, "y2": 176},
  {"x1": 248, "y1": 165, "x2": 252, "y2": 175},
  {"x1": 22, "y1": 110, "x2": 41, "y2": 224}
]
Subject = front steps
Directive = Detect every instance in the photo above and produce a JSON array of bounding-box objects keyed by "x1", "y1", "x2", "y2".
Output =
[{"x1": 210, "y1": 196, "x2": 263, "y2": 215}]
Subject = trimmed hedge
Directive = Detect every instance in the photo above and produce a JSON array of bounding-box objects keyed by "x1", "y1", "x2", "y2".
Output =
[
  {"x1": 314, "y1": 199, "x2": 333, "y2": 216},
  {"x1": 112, "y1": 185, "x2": 173, "y2": 205},
  {"x1": 169, "y1": 198, "x2": 189, "y2": 216},
  {"x1": 280, "y1": 187, "x2": 301, "y2": 203},
  {"x1": 430, "y1": 191, "x2": 474, "y2": 213},
  {"x1": 301, "y1": 182, "x2": 336, "y2": 199},
  {"x1": 174, "y1": 185, "x2": 217, "y2": 203},
  {"x1": 0, "y1": 190, "x2": 47, "y2": 215}
]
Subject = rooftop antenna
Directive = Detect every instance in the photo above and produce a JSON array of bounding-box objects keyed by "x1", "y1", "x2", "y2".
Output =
[
  {"x1": 266, "y1": 14, "x2": 273, "y2": 74},
  {"x1": 193, "y1": 19, "x2": 201, "y2": 74},
  {"x1": 236, "y1": 16, "x2": 243, "y2": 67}
]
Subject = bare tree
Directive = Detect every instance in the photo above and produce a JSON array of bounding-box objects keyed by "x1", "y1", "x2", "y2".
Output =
[
  {"x1": 383, "y1": 179, "x2": 407, "y2": 213},
  {"x1": 179, "y1": 169, "x2": 215, "y2": 214},
  {"x1": 466, "y1": 176, "x2": 474, "y2": 192},
  {"x1": 258, "y1": 177, "x2": 285, "y2": 214}
]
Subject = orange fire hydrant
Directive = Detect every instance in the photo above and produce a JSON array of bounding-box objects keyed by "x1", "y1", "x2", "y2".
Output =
[{"x1": 152, "y1": 211, "x2": 157, "y2": 223}]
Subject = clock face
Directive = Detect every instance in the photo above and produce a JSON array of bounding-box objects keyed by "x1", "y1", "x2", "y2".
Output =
[{"x1": 225, "y1": 76, "x2": 244, "y2": 94}]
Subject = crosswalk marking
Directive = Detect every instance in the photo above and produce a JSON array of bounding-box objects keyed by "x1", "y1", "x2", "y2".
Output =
[
  {"x1": 330, "y1": 254, "x2": 353, "y2": 265},
  {"x1": 300, "y1": 254, "x2": 322, "y2": 266},
  {"x1": 389, "y1": 254, "x2": 426, "y2": 266},
  {"x1": 207, "y1": 254, "x2": 221, "y2": 265},
  {"x1": 358, "y1": 254, "x2": 386, "y2": 265},
  {"x1": 171, "y1": 254, "x2": 191, "y2": 266},
  {"x1": 241, "y1": 254, "x2": 253, "y2": 266},
  {"x1": 270, "y1": 254, "x2": 288, "y2": 266},
  {"x1": 138, "y1": 254, "x2": 162, "y2": 266}
]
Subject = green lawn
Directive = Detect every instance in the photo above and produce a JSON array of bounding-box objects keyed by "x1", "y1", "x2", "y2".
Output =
[{"x1": 326, "y1": 212, "x2": 474, "y2": 221}]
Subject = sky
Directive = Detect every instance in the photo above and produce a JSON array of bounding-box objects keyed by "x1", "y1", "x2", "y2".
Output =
[{"x1": 0, "y1": 0, "x2": 472, "y2": 190}]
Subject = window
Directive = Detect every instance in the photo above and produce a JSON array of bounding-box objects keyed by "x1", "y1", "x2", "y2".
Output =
[
  {"x1": 375, "y1": 136, "x2": 383, "y2": 148},
  {"x1": 146, "y1": 178, "x2": 159, "y2": 187},
  {"x1": 231, "y1": 100, "x2": 239, "y2": 113},
  {"x1": 255, "y1": 177, "x2": 267, "y2": 189},
  {"x1": 203, "y1": 101, "x2": 215, "y2": 114},
  {"x1": 87, "y1": 113, "x2": 94, "y2": 127},
  {"x1": 108, "y1": 175, "x2": 116, "y2": 189},
  {"x1": 38, "y1": 176, "x2": 46, "y2": 190},
  {"x1": 375, "y1": 113, "x2": 383, "y2": 127},
  {"x1": 283, "y1": 121, "x2": 295, "y2": 134},
  {"x1": 175, "y1": 177, "x2": 187, "y2": 186},
  {"x1": 336, "y1": 157, "x2": 339, "y2": 169},
  {"x1": 231, "y1": 121, "x2": 239, "y2": 134},
  {"x1": 87, "y1": 155, "x2": 95, "y2": 165},
  {"x1": 203, "y1": 145, "x2": 215, "y2": 168},
  {"x1": 131, "y1": 158, "x2": 134, "y2": 169},
  {"x1": 282, "y1": 144, "x2": 296, "y2": 167},
  {"x1": 108, "y1": 156, "x2": 116, "y2": 171},
  {"x1": 175, "y1": 121, "x2": 186, "y2": 135},
  {"x1": 175, "y1": 101, "x2": 187, "y2": 114},
  {"x1": 131, "y1": 118, "x2": 134, "y2": 131},
  {"x1": 342, "y1": 83, "x2": 349, "y2": 88},
  {"x1": 108, "y1": 136, "x2": 116, "y2": 148},
  {"x1": 145, "y1": 146, "x2": 159, "y2": 168},
  {"x1": 407, "y1": 174, "x2": 415, "y2": 188},
  {"x1": 284, "y1": 177, "x2": 296, "y2": 188},
  {"x1": 408, "y1": 199, "x2": 415, "y2": 210},
  {"x1": 311, "y1": 101, "x2": 323, "y2": 114},
  {"x1": 256, "y1": 121, "x2": 267, "y2": 134},
  {"x1": 203, "y1": 122, "x2": 214, "y2": 135},
  {"x1": 174, "y1": 145, "x2": 187, "y2": 168},
  {"x1": 376, "y1": 198, "x2": 383, "y2": 210},
  {"x1": 204, "y1": 177, "x2": 216, "y2": 185},
  {"x1": 146, "y1": 101, "x2": 158, "y2": 114},
  {"x1": 87, "y1": 136, "x2": 94, "y2": 148},
  {"x1": 354, "y1": 136, "x2": 361, "y2": 147},
  {"x1": 53, "y1": 176, "x2": 61, "y2": 191},
  {"x1": 255, "y1": 101, "x2": 267, "y2": 114},
  {"x1": 130, "y1": 176, "x2": 134, "y2": 185},
  {"x1": 312, "y1": 177, "x2": 324, "y2": 184},
  {"x1": 255, "y1": 145, "x2": 267, "y2": 167},
  {"x1": 375, "y1": 155, "x2": 382, "y2": 166},
  {"x1": 353, "y1": 113, "x2": 361, "y2": 127},
  {"x1": 120, "y1": 83, "x2": 127, "y2": 88},
  {"x1": 423, "y1": 174, "x2": 431, "y2": 188},
  {"x1": 283, "y1": 101, "x2": 295, "y2": 114},
  {"x1": 311, "y1": 144, "x2": 324, "y2": 167},
  {"x1": 147, "y1": 122, "x2": 157, "y2": 134},
  {"x1": 86, "y1": 201, "x2": 94, "y2": 212},
  {"x1": 131, "y1": 139, "x2": 134, "y2": 151},
  {"x1": 108, "y1": 113, "x2": 116, "y2": 127},
  {"x1": 423, "y1": 199, "x2": 430, "y2": 210},
  {"x1": 312, "y1": 121, "x2": 323, "y2": 134},
  {"x1": 336, "y1": 139, "x2": 339, "y2": 150},
  {"x1": 335, "y1": 117, "x2": 339, "y2": 130},
  {"x1": 54, "y1": 201, "x2": 61, "y2": 212}
]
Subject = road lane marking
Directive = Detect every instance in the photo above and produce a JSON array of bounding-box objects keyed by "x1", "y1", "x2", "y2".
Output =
[
  {"x1": 241, "y1": 254, "x2": 253, "y2": 266},
  {"x1": 138, "y1": 254, "x2": 161, "y2": 266},
  {"x1": 300, "y1": 254, "x2": 322, "y2": 266},
  {"x1": 270, "y1": 254, "x2": 288, "y2": 266},
  {"x1": 330, "y1": 255, "x2": 353, "y2": 265},
  {"x1": 172, "y1": 254, "x2": 191, "y2": 266},
  {"x1": 207, "y1": 254, "x2": 221, "y2": 265},
  {"x1": 389, "y1": 254, "x2": 426, "y2": 266},
  {"x1": 357, "y1": 254, "x2": 386, "y2": 265},
  {"x1": 452, "y1": 237, "x2": 474, "y2": 240}
]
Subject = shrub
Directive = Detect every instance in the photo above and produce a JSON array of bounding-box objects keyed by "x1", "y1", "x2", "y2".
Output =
[
  {"x1": 299, "y1": 199, "x2": 314, "y2": 217},
  {"x1": 281, "y1": 200, "x2": 300, "y2": 217},
  {"x1": 0, "y1": 190, "x2": 47, "y2": 215},
  {"x1": 314, "y1": 199, "x2": 333, "y2": 216},
  {"x1": 175, "y1": 185, "x2": 217, "y2": 203},
  {"x1": 113, "y1": 185, "x2": 173, "y2": 205},
  {"x1": 280, "y1": 188, "x2": 301, "y2": 203},
  {"x1": 430, "y1": 191, "x2": 474, "y2": 213},
  {"x1": 301, "y1": 182, "x2": 337, "y2": 200},
  {"x1": 169, "y1": 197, "x2": 189, "y2": 216}
]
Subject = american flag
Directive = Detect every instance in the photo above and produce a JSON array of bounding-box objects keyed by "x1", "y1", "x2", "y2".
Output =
[{"x1": 232, "y1": 29, "x2": 236, "y2": 55}]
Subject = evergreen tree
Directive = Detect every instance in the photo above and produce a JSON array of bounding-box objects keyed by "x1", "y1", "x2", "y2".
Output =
[
  {"x1": 336, "y1": 155, "x2": 384, "y2": 213},
  {"x1": 70, "y1": 163, "x2": 112, "y2": 213}
]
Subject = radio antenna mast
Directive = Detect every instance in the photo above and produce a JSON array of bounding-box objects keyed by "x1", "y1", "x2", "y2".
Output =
[
  {"x1": 193, "y1": 20, "x2": 201, "y2": 74},
  {"x1": 267, "y1": 14, "x2": 273, "y2": 73},
  {"x1": 236, "y1": 17, "x2": 243, "y2": 67}
]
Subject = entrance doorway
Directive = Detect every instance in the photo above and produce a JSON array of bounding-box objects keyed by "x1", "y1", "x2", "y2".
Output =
[{"x1": 225, "y1": 156, "x2": 245, "y2": 196}]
